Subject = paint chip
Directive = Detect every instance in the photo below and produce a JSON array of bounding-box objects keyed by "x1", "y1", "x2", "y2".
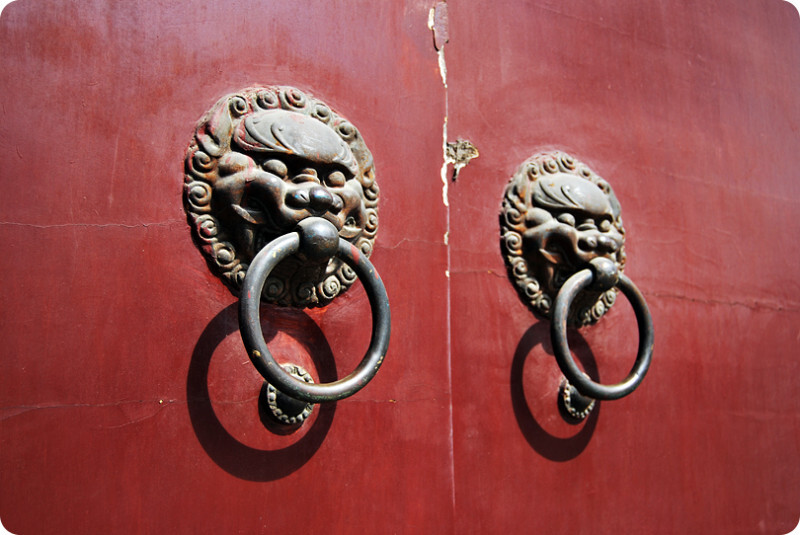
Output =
[
  {"x1": 431, "y1": 2, "x2": 449, "y2": 51},
  {"x1": 446, "y1": 139, "x2": 479, "y2": 180}
]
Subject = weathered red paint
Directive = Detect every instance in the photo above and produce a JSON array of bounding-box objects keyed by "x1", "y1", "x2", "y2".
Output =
[
  {"x1": 0, "y1": 1, "x2": 450, "y2": 533},
  {"x1": 1, "y1": 0, "x2": 798, "y2": 534},
  {"x1": 445, "y1": 1, "x2": 800, "y2": 533}
]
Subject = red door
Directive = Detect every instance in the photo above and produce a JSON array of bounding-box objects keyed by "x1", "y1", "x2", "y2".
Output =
[{"x1": 1, "y1": 1, "x2": 798, "y2": 534}]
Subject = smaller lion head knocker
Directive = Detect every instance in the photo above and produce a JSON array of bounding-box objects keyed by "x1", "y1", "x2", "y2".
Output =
[
  {"x1": 184, "y1": 86, "x2": 379, "y2": 307},
  {"x1": 500, "y1": 151, "x2": 627, "y2": 325}
]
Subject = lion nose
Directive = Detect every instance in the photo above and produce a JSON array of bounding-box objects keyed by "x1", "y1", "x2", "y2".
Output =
[
  {"x1": 308, "y1": 186, "x2": 336, "y2": 213},
  {"x1": 597, "y1": 235, "x2": 620, "y2": 253},
  {"x1": 579, "y1": 233, "x2": 620, "y2": 254}
]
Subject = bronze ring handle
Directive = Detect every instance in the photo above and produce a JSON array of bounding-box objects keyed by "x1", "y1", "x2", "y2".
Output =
[
  {"x1": 239, "y1": 217, "x2": 391, "y2": 403},
  {"x1": 551, "y1": 258, "x2": 654, "y2": 401}
]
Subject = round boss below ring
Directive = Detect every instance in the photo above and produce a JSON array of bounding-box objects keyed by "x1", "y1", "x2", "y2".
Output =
[
  {"x1": 264, "y1": 364, "x2": 315, "y2": 425},
  {"x1": 559, "y1": 378, "x2": 596, "y2": 421}
]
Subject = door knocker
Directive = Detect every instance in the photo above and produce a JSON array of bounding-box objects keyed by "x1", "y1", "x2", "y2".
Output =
[
  {"x1": 184, "y1": 86, "x2": 390, "y2": 425},
  {"x1": 500, "y1": 150, "x2": 653, "y2": 420}
]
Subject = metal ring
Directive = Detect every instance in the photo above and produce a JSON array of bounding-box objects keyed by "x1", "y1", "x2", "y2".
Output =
[
  {"x1": 239, "y1": 231, "x2": 391, "y2": 403},
  {"x1": 551, "y1": 269, "x2": 654, "y2": 400}
]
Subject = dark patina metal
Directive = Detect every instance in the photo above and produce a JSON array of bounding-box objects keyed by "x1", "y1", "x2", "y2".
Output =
[
  {"x1": 185, "y1": 88, "x2": 389, "y2": 423},
  {"x1": 184, "y1": 86, "x2": 380, "y2": 308},
  {"x1": 559, "y1": 379, "x2": 596, "y2": 421},
  {"x1": 551, "y1": 258, "x2": 654, "y2": 401},
  {"x1": 500, "y1": 151, "x2": 626, "y2": 326},
  {"x1": 264, "y1": 364, "x2": 315, "y2": 426},
  {"x1": 239, "y1": 217, "x2": 391, "y2": 404},
  {"x1": 501, "y1": 151, "x2": 653, "y2": 419}
]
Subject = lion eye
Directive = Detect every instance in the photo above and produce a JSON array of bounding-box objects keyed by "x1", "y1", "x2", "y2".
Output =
[
  {"x1": 599, "y1": 219, "x2": 612, "y2": 232},
  {"x1": 556, "y1": 213, "x2": 575, "y2": 226},
  {"x1": 262, "y1": 159, "x2": 288, "y2": 178},
  {"x1": 326, "y1": 170, "x2": 346, "y2": 187}
]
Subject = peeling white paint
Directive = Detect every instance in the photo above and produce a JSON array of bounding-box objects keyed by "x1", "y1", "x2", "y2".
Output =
[
  {"x1": 436, "y1": 47, "x2": 448, "y2": 88},
  {"x1": 430, "y1": 7, "x2": 450, "y2": 211},
  {"x1": 440, "y1": 115, "x2": 449, "y2": 209}
]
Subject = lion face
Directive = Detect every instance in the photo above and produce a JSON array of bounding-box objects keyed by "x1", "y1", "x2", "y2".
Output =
[
  {"x1": 523, "y1": 173, "x2": 624, "y2": 295},
  {"x1": 211, "y1": 109, "x2": 368, "y2": 260},
  {"x1": 184, "y1": 87, "x2": 380, "y2": 307},
  {"x1": 501, "y1": 152, "x2": 626, "y2": 325}
]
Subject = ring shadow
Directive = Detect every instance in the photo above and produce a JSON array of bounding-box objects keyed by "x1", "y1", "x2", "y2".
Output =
[
  {"x1": 510, "y1": 321, "x2": 601, "y2": 462},
  {"x1": 186, "y1": 302, "x2": 338, "y2": 481}
]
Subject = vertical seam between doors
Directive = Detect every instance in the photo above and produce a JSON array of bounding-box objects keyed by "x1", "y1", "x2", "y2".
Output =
[{"x1": 429, "y1": 3, "x2": 455, "y2": 525}]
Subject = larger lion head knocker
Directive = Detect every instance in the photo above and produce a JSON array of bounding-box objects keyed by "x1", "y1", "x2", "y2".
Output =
[
  {"x1": 184, "y1": 86, "x2": 379, "y2": 307},
  {"x1": 500, "y1": 151, "x2": 627, "y2": 325}
]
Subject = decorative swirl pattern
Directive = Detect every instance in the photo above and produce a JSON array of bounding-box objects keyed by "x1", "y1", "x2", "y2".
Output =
[
  {"x1": 335, "y1": 121, "x2": 356, "y2": 141},
  {"x1": 283, "y1": 88, "x2": 307, "y2": 109},
  {"x1": 320, "y1": 275, "x2": 342, "y2": 300},
  {"x1": 542, "y1": 158, "x2": 559, "y2": 173},
  {"x1": 338, "y1": 264, "x2": 358, "y2": 284},
  {"x1": 312, "y1": 103, "x2": 331, "y2": 123},
  {"x1": 295, "y1": 282, "x2": 315, "y2": 303},
  {"x1": 195, "y1": 214, "x2": 218, "y2": 240},
  {"x1": 230, "y1": 264, "x2": 248, "y2": 287},
  {"x1": 228, "y1": 96, "x2": 249, "y2": 117},
  {"x1": 524, "y1": 280, "x2": 540, "y2": 299},
  {"x1": 363, "y1": 182, "x2": 379, "y2": 202},
  {"x1": 559, "y1": 153, "x2": 576, "y2": 170},
  {"x1": 359, "y1": 240, "x2": 373, "y2": 256},
  {"x1": 185, "y1": 181, "x2": 212, "y2": 212},
  {"x1": 602, "y1": 289, "x2": 617, "y2": 307},
  {"x1": 264, "y1": 277, "x2": 286, "y2": 300},
  {"x1": 503, "y1": 231, "x2": 523, "y2": 254},
  {"x1": 504, "y1": 207, "x2": 523, "y2": 226},
  {"x1": 212, "y1": 242, "x2": 237, "y2": 269},
  {"x1": 189, "y1": 149, "x2": 215, "y2": 175},
  {"x1": 365, "y1": 209, "x2": 379, "y2": 233},
  {"x1": 361, "y1": 166, "x2": 376, "y2": 190},
  {"x1": 511, "y1": 257, "x2": 528, "y2": 278},
  {"x1": 256, "y1": 90, "x2": 278, "y2": 109}
]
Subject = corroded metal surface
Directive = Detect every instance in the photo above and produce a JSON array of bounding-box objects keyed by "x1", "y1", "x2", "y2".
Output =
[
  {"x1": 500, "y1": 151, "x2": 626, "y2": 325},
  {"x1": 184, "y1": 86, "x2": 380, "y2": 307}
]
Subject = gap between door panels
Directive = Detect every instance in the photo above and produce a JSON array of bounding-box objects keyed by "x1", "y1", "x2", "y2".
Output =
[
  {"x1": 429, "y1": 1, "x2": 478, "y2": 515},
  {"x1": 427, "y1": 0, "x2": 456, "y2": 513}
]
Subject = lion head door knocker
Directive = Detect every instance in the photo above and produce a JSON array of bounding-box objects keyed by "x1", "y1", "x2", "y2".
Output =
[
  {"x1": 500, "y1": 151, "x2": 653, "y2": 420},
  {"x1": 184, "y1": 86, "x2": 390, "y2": 426}
]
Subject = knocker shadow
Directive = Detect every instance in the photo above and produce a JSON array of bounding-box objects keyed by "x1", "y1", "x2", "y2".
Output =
[
  {"x1": 186, "y1": 302, "x2": 337, "y2": 481},
  {"x1": 510, "y1": 321, "x2": 601, "y2": 462}
]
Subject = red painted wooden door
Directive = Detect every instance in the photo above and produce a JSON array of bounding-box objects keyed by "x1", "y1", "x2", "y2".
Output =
[{"x1": 1, "y1": 1, "x2": 798, "y2": 534}]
